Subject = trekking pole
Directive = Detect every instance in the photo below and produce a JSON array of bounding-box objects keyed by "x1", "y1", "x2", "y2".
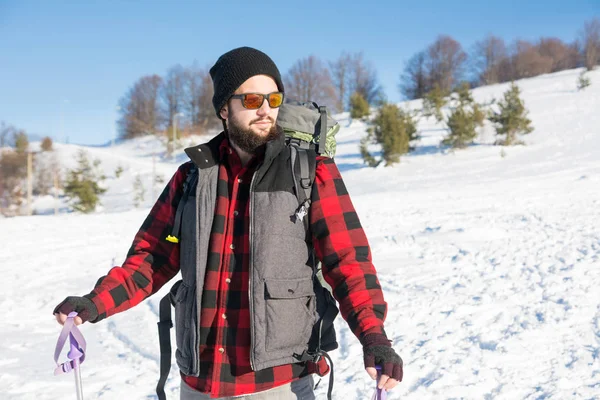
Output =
[
  {"x1": 54, "y1": 311, "x2": 87, "y2": 400},
  {"x1": 371, "y1": 365, "x2": 387, "y2": 400}
]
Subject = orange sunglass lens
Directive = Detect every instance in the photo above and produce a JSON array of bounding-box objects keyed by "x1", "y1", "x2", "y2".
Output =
[
  {"x1": 268, "y1": 93, "x2": 283, "y2": 107},
  {"x1": 243, "y1": 94, "x2": 264, "y2": 109}
]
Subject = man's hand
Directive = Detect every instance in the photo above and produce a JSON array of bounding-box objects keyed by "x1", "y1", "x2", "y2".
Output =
[
  {"x1": 55, "y1": 312, "x2": 83, "y2": 326},
  {"x1": 362, "y1": 333, "x2": 403, "y2": 391},
  {"x1": 53, "y1": 296, "x2": 98, "y2": 326}
]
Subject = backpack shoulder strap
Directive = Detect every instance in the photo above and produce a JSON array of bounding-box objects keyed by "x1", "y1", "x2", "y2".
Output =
[
  {"x1": 289, "y1": 144, "x2": 316, "y2": 226},
  {"x1": 156, "y1": 280, "x2": 182, "y2": 400},
  {"x1": 317, "y1": 106, "x2": 328, "y2": 155}
]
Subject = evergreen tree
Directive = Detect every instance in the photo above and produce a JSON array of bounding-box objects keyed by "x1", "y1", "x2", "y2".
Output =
[
  {"x1": 154, "y1": 174, "x2": 165, "y2": 185},
  {"x1": 488, "y1": 83, "x2": 533, "y2": 145},
  {"x1": 403, "y1": 108, "x2": 419, "y2": 144},
  {"x1": 455, "y1": 82, "x2": 476, "y2": 105},
  {"x1": 442, "y1": 83, "x2": 485, "y2": 149},
  {"x1": 63, "y1": 150, "x2": 107, "y2": 213},
  {"x1": 14, "y1": 131, "x2": 29, "y2": 154},
  {"x1": 359, "y1": 131, "x2": 380, "y2": 167},
  {"x1": 360, "y1": 103, "x2": 416, "y2": 166},
  {"x1": 422, "y1": 84, "x2": 449, "y2": 122},
  {"x1": 133, "y1": 174, "x2": 145, "y2": 208},
  {"x1": 350, "y1": 92, "x2": 370, "y2": 119},
  {"x1": 577, "y1": 71, "x2": 591, "y2": 91}
]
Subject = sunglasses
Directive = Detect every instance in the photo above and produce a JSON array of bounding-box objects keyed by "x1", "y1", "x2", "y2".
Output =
[{"x1": 230, "y1": 92, "x2": 284, "y2": 109}]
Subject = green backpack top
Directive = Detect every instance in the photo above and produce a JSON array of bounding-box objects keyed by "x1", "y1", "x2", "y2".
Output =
[{"x1": 278, "y1": 101, "x2": 340, "y2": 158}]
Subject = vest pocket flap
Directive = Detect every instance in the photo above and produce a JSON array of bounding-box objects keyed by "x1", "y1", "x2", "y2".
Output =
[{"x1": 265, "y1": 278, "x2": 314, "y2": 299}]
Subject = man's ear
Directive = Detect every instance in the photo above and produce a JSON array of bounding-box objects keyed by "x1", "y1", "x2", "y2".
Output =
[{"x1": 220, "y1": 106, "x2": 228, "y2": 120}]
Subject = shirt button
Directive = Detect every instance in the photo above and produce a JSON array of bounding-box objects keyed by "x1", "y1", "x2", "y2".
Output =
[
  {"x1": 233, "y1": 210, "x2": 239, "y2": 217},
  {"x1": 219, "y1": 347, "x2": 225, "y2": 354},
  {"x1": 225, "y1": 278, "x2": 231, "y2": 283},
  {"x1": 222, "y1": 313, "x2": 227, "y2": 319},
  {"x1": 229, "y1": 244, "x2": 235, "y2": 250}
]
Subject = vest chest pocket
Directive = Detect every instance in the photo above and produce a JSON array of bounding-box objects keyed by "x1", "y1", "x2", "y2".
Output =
[{"x1": 264, "y1": 278, "x2": 317, "y2": 352}]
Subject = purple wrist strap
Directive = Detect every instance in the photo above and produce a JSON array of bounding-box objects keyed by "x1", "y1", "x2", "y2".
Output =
[
  {"x1": 371, "y1": 365, "x2": 387, "y2": 400},
  {"x1": 54, "y1": 312, "x2": 87, "y2": 376}
]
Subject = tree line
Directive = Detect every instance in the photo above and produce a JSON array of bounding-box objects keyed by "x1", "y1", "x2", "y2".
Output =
[
  {"x1": 400, "y1": 18, "x2": 600, "y2": 99},
  {"x1": 355, "y1": 36, "x2": 594, "y2": 167},
  {"x1": 358, "y1": 82, "x2": 536, "y2": 168},
  {"x1": 118, "y1": 18, "x2": 599, "y2": 140},
  {"x1": 117, "y1": 52, "x2": 384, "y2": 140}
]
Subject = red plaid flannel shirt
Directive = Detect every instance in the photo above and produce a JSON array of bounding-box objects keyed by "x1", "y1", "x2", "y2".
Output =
[{"x1": 87, "y1": 137, "x2": 388, "y2": 398}]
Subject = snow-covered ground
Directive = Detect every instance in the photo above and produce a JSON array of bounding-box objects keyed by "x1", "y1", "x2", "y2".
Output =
[{"x1": 1, "y1": 68, "x2": 599, "y2": 399}]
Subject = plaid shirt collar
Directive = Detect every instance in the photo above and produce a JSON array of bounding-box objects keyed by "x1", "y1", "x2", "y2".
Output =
[{"x1": 187, "y1": 126, "x2": 285, "y2": 170}]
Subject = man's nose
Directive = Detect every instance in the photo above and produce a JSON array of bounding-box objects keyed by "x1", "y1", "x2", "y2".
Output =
[{"x1": 256, "y1": 98, "x2": 272, "y2": 116}]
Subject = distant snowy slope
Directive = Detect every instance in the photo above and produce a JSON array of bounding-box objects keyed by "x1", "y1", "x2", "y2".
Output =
[
  {"x1": 31, "y1": 134, "x2": 211, "y2": 214},
  {"x1": 1, "y1": 68, "x2": 599, "y2": 399}
]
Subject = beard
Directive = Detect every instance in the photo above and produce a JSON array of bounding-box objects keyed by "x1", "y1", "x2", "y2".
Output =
[{"x1": 227, "y1": 115, "x2": 280, "y2": 155}]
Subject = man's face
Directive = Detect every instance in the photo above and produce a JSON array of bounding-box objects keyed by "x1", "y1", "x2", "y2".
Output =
[{"x1": 220, "y1": 75, "x2": 281, "y2": 154}]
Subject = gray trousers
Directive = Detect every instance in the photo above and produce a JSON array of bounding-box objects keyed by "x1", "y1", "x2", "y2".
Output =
[{"x1": 180, "y1": 374, "x2": 316, "y2": 400}]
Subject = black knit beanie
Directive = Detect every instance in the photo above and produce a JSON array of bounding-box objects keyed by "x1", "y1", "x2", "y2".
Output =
[{"x1": 210, "y1": 46, "x2": 285, "y2": 119}]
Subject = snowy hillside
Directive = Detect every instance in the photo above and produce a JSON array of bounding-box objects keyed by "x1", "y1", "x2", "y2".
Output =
[
  {"x1": 1, "y1": 68, "x2": 599, "y2": 399},
  {"x1": 29, "y1": 134, "x2": 211, "y2": 215}
]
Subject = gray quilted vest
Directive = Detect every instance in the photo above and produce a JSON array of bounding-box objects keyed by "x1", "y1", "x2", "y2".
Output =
[{"x1": 167, "y1": 131, "x2": 338, "y2": 378}]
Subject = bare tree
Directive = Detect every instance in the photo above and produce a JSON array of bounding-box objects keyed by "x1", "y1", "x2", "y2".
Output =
[
  {"x1": 161, "y1": 65, "x2": 187, "y2": 129},
  {"x1": 580, "y1": 18, "x2": 600, "y2": 70},
  {"x1": 537, "y1": 37, "x2": 579, "y2": 72},
  {"x1": 427, "y1": 35, "x2": 467, "y2": 93},
  {"x1": 347, "y1": 52, "x2": 384, "y2": 105},
  {"x1": 41, "y1": 136, "x2": 53, "y2": 152},
  {"x1": 329, "y1": 52, "x2": 352, "y2": 112},
  {"x1": 568, "y1": 41, "x2": 583, "y2": 68},
  {"x1": 0, "y1": 149, "x2": 27, "y2": 213},
  {"x1": 0, "y1": 122, "x2": 16, "y2": 148},
  {"x1": 471, "y1": 35, "x2": 508, "y2": 85},
  {"x1": 494, "y1": 55, "x2": 514, "y2": 83},
  {"x1": 399, "y1": 51, "x2": 430, "y2": 100},
  {"x1": 198, "y1": 72, "x2": 220, "y2": 131},
  {"x1": 184, "y1": 63, "x2": 204, "y2": 127},
  {"x1": 184, "y1": 63, "x2": 220, "y2": 133},
  {"x1": 118, "y1": 75, "x2": 163, "y2": 139},
  {"x1": 284, "y1": 55, "x2": 337, "y2": 109},
  {"x1": 512, "y1": 40, "x2": 553, "y2": 79}
]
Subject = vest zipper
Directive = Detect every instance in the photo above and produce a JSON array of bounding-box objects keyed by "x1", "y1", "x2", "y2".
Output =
[{"x1": 248, "y1": 169, "x2": 259, "y2": 370}]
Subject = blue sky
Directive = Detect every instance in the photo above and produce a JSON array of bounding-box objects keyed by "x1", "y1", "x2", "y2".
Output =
[{"x1": 1, "y1": 0, "x2": 598, "y2": 145}]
